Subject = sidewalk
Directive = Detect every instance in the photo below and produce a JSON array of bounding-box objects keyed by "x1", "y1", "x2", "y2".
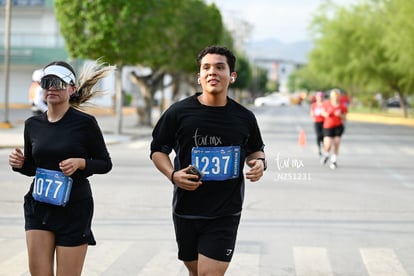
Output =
[{"x1": 0, "y1": 107, "x2": 155, "y2": 149}]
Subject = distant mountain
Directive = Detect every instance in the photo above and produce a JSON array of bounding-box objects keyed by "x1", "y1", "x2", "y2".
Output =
[{"x1": 244, "y1": 39, "x2": 313, "y2": 65}]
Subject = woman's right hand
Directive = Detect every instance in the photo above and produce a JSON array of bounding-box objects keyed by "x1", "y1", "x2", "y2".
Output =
[{"x1": 9, "y1": 148, "x2": 24, "y2": 169}]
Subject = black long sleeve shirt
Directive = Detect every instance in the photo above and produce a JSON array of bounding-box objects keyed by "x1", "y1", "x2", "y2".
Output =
[{"x1": 14, "y1": 107, "x2": 112, "y2": 202}]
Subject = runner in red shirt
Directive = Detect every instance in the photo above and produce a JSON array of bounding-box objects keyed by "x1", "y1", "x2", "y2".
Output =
[
  {"x1": 320, "y1": 89, "x2": 347, "y2": 169},
  {"x1": 339, "y1": 90, "x2": 351, "y2": 108},
  {"x1": 310, "y1": 91, "x2": 325, "y2": 156}
]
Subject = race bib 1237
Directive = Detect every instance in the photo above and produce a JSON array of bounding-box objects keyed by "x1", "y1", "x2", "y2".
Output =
[{"x1": 191, "y1": 146, "x2": 241, "y2": 181}]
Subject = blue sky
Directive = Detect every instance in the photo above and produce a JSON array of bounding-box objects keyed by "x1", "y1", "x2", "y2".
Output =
[{"x1": 206, "y1": 0, "x2": 358, "y2": 43}]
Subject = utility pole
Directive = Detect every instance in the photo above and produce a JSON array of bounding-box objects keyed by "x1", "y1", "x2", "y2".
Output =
[
  {"x1": 115, "y1": 67, "x2": 123, "y2": 135},
  {"x1": 1, "y1": 0, "x2": 12, "y2": 128}
]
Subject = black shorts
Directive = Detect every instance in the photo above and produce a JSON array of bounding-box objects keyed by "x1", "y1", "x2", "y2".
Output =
[
  {"x1": 24, "y1": 191, "x2": 96, "y2": 247},
  {"x1": 323, "y1": 125, "x2": 345, "y2": 137},
  {"x1": 173, "y1": 214, "x2": 241, "y2": 262}
]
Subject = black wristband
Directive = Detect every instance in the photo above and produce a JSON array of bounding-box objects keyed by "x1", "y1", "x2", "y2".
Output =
[
  {"x1": 256, "y1": 158, "x2": 267, "y2": 171},
  {"x1": 170, "y1": 170, "x2": 177, "y2": 185}
]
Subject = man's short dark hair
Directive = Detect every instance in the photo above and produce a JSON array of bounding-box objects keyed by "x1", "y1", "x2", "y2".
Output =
[{"x1": 197, "y1": 45, "x2": 236, "y2": 73}]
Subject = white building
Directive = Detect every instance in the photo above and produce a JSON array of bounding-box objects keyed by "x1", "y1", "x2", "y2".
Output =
[
  {"x1": 1, "y1": 1, "x2": 185, "y2": 110},
  {"x1": 0, "y1": 0, "x2": 72, "y2": 105}
]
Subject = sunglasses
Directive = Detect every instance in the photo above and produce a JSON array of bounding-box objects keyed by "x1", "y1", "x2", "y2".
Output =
[{"x1": 40, "y1": 77, "x2": 68, "y2": 90}]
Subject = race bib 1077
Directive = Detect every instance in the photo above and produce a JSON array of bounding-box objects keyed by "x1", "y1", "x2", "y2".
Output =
[
  {"x1": 33, "y1": 168, "x2": 73, "y2": 206},
  {"x1": 191, "y1": 146, "x2": 241, "y2": 181}
]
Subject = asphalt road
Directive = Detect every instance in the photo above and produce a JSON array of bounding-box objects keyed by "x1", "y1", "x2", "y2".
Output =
[{"x1": 0, "y1": 105, "x2": 413, "y2": 275}]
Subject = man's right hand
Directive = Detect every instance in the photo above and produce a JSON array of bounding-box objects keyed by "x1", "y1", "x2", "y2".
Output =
[{"x1": 172, "y1": 165, "x2": 202, "y2": 191}]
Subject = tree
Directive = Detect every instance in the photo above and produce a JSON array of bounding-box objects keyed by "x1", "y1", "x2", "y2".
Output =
[
  {"x1": 306, "y1": 0, "x2": 413, "y2": 116},
  {"x1": 54, "y1": 0, "x2": 225, "y2": 128},
  {"x1": 55, "y1": 0, "x2": 195, "y2": 68},
  {"x1": 55, "y1": 0, "x2": 179, "y2": 131},
  {"x1": 128, "y1": 0, "x2": 224, "y2": 124},
  {"x1": 232, "y1": 54, "x2": 252, "y2": 90},
  {"x1": 250, "y1": 66, "x2": 268, "y2": 97},
  {"x1": 226, "y1": 53, "x2": 252, "y2": 103},
  {"x1": 287, "y1": 65, "x2": 331, "y2": 93},
  {"x1": 381, "y1": 0, "x2": 414, "y2": 114}
]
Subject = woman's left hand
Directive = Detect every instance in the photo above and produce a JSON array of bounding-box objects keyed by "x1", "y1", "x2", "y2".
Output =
[{"x1": 59, "y1": 158, "x2": 85, "y2": 176}]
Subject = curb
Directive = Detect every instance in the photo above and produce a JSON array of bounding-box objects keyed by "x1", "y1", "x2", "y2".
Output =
[{"x1": 347, "y1": 112, "x2": 414, "y2": 127}]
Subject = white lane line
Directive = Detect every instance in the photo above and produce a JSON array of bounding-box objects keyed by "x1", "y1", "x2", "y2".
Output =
[
  {"x1": 360, "y1": 248, "x2": 409, "y2": 276},
  {"x1": 294, "y1": 246, "x2": 334, "y2": 276},
  {"x1": 227, "y1": 251, "x2": 261, "y2": 275},
  {"x1": 138, "y1": 250, "x2": 182, "y2": 276},
  {"x1": 0, "y1": 250, "x2": 28, "y2": 275},
  {"x1": 83, "y1": 241, "x2": 132, "y2": 276},
  {"x1": 376, "y1": 162, "x2": 414, "y2": 188}
]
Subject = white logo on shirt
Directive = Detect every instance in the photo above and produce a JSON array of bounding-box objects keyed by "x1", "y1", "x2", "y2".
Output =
[{"x1": 193, "y1": 128, "x2": 222, "y2": 147}]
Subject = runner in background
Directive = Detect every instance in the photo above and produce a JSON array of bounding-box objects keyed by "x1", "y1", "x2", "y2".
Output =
[
  {"x1": 310, "y1": 91, "x2": 325, "y2": 156},
  {"x1": 339, "y1": 90, "x2": 351, "y2": 108},
  {"x1": 320, "y1": 89, "x2": 348, "y2": 169},
  {"x1": 29, "y1": 69, "x2": 48, "y2": 115}
]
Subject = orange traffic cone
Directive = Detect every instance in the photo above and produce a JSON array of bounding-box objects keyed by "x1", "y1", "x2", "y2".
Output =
[{"x1": 298, "y1": 129, "x2": 306, "y2": 147}]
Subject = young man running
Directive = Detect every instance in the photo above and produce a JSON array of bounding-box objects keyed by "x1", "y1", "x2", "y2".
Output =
[{"x1": 150, "y1": 45, "x2": 266, "y2": 275}]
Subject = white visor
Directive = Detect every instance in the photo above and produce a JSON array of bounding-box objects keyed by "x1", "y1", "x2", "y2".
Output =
[{"x1": 43, "y1": 65, "x2": 76, "y2": 84}]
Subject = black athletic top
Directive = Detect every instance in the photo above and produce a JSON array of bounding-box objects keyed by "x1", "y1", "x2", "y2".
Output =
[
  {"x1": 14, "y1": 107, "x2": 112, "y2": 202},
  {"x1": 150, "y1": 93, "x2": 265, "y2": 218}
]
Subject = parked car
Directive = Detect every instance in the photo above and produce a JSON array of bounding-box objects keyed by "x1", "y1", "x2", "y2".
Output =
[
  {"x1": 254, "y1": 93, "x2": 291, "y2": 107},
  {"x1": 386, "y1": 97, "x2": 410, "y2": 108}
]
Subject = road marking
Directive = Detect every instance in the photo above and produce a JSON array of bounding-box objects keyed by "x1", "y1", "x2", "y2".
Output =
[
  {"x1": 360, "y1": 248, "x2": 409, "y2": 276},
  {"x1": 83, "y1": 241, "x2": 132, "y2": 276},
  {"x1": 376, "y1": 162, "x2": 414, "y2": 188},
  {"x1": 138, "y1": 250, "x2": 182, "y2": 276},
  {"x1": 294, "y1": 246, "x2": 334, "y2": 276},
  {"x1": 227, "y1": 248, "x2": 261, "y2": 275},
  {"x1": 0, "y1": 240, "x2": 411, "y2": 275},
  {"x1": 398, "y1": 146, "x2": 414, "y2": 155},
  {"x1": 354, "y1": 147, "x2": 372, "y2": 154},
  {"x1": 388, "y1": 170, "x2": 414, "y2": 188},
  {"x1": 0, "y1": 250, "x2": 28, "y2": 275}
]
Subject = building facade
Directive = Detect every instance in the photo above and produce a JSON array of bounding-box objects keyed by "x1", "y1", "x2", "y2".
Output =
[{"x1": 1, "y1": 0, "x2": 69, "y2": 105}]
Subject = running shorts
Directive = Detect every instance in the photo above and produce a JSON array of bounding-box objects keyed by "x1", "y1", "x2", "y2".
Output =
[
  {"x1": 323, "y1": 125, "x2": 345, "y2": 137},
  {"x1": 173, "y1": 214, "x2": 241, "y2": 262},
  {"x1": 24, "y1": 191, "x2": 96, "y2": 247}
]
